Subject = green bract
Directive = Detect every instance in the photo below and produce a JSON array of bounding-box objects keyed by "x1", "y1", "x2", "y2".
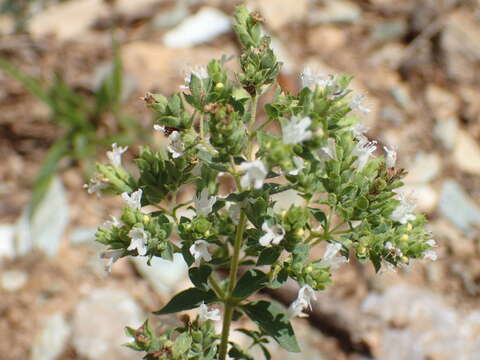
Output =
[{"x1": 89, "y1": 5, "x2": 436, "y2": 360}]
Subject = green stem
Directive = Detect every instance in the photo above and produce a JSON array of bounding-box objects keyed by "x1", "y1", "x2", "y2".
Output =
[
  {"x1": 246, "y1": 95, "x2": 258, "y2": 160},
  {"x1": 209, "y1": 274, "x2": 225, "y2": 300},
  {"x1": 218, "y1": 211, "x2": 247, "y2": 360}
]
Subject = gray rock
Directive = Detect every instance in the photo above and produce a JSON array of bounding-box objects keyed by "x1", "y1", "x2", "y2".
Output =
[
  {"x1": 453, "y1": 131, "x2": 480, "y2": 176},
  {"x1": 72, "y1": 288, "x2": 144, "y2": 360},
  {"x1": 434, "y1": 117, "x2": 458, "y2": 150},
  {"x1": 15, "y1": 177, "x2": 69, "y2": 257},
  {"x1": 163, "y1": 7, "x2": 231, "y2": 48},
  {"x1": 152, "y1": 2, "x2": 189, "y2": 29},
  {"x1": 308, "y1": 1, "x2": 362, "y2": 25},
  {"x1": 438, "y1": 180, "x2": 480, "y2": 236},
  {"x1": 379, "y1": 106, "x2": 406, "y2": 125},
  {"x1": 371, "y1": 20, "x2": 407, "y2": 42},
  {"x1": 132, "y1": 253, "x2": 188, "y2": 296},
  {"x1": 70, "y1": 227, "x2": 97, "y2": 245},
  {"x1": 0, "y1": 225, "x2": 15, "y2": 260},
  {"x1": 31, "y1": 313, "x2": 71, "y2": 360}
]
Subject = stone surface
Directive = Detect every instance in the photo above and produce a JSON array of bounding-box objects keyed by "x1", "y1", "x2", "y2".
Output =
[
  {"x1": 308, "y1": 1, "x2": 362, "y2": 25},
  {"x1": 31, "y1": 313, "x2": 71, "y2": 360},
  {"x1": 132, "y1": 253, "x2": 188, "y2": 295},
  {"x1": 362, "y1": 285, "x2": 480, "y2": 359},
  {"x1": 404, "y1": 152, "x2": 441, "y2": 184},
  {"x1": 434, "y1": 117, "x2": 459, "y2": 150},
  {"x1": 152, "y1": 1, "x2": 189, "y2": 29},
  {"x1": 438, "y1": 180, "x2": 480, "y2": 236},
  {"x1": 0, "y1": 225, "x2": 15, "y2": 260},
  {"x1": 402, "y1": 184, "x2": 438, "y2": 214},
  {"x1": 72, "y1": 288, "x2": 144, "y2": 360},
  {"x1": 248, "y1": 0, "x2": 309, "y2": 31},
  {"x1": 1, "y1": 271, "x2": 28, "y2": 292},
  {"x1": 163, "y1": 7, "x2": 231, "y2": 48},
  {"x1": 425, "y1": 85, "x2": 459, "y2": 121},
  {"x1": 14, "y1": 177, "x2": 69, "y2": 258},
  {"x1": 453, "y1": 131, "x2": 480, "y2": 176}
]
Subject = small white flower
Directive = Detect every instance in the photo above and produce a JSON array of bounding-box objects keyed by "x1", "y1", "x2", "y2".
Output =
[
  {"x1": 390, "y1": 192, "x2": 416, "y2": 224},
  {"x1": 385, "y1": 241, "x2": 394, "y2": 250},
  {"x1": 349, "y1": 94, "x2": 370, "y2": 114},
  {"x1": 190, "y1": 240, "x2": 212, "y2": 265},
  {"x1": 194, "y1": 188, "x2": 216, "y2": 216},
  {"x1": 198, "y1": 302, "x2": 220, "y2": 322},
  {"x1": 282, "y1": 116, "x2": 312, "y2": 145},
  {"x1": 100, "y1": 249, "x2": 124, "y2": 272},
  {"x1": 107, "y1": 143, "x2": 128, "y2": 167},
  {"x1": 350, "y1": 122, "x2": 368, "y2": 139},
  {"x1": 101, "y1": 215, "x2": 123, "y2": 230},
  {"x1": 288, "y1": 156, "x2": 305, "y2": 175},
  {"x1": 287, "y1": 285, "x2": 317, "y2": 318},
  {"x1": 127, "y1": 227, "x2": 149, "y2": 256},
  {"x1": 121, "y1": 189, "x2": 143, "y2": 211},
  {"x1": 383, "y1": 146, "x2": 397, "y2": 168},
  {"x1": 426, "y1": 239, "x2": 437, "y2": 247},
  {"x1": 318, "y1": 242, "x2": 348, "y2": 270},
  {"x1": 353, "y1": 136, "x2": 377, "y2": 170},
  {"x1": 423, "y1": 250, "x2": 437, "y2": 261},
  {"x1": 83, "y1": 178, "x2": 108, "y2": 198},
  {"x1": 239, "y1": 160, "x2": 268, "y2": 189},
  {"x1": 319, "y1": 137, "x2": 337, "y2": 160},
  {"x1": 227, "y1": 202, "x2": 242, "y2": 225},
  {"x1": 300, "y1": 68, "x2": 337, "y2": 90},
  {"x1": 153, "y1": 124, "x2": 165, "y2": 132},
  {"x1": 167, "y1": 131, "x2": 184, "y2": 158},
  {"x1": 181, "y1": 66, "x2": 208, "y2": 90},
  {"x1": 259, "y1": 222, "x2": 285, "y2": 247}
]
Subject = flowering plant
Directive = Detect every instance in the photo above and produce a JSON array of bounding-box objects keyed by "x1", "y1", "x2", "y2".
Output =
[{"x1": 88, "y1": 5, "x2": 436, "y2": 360}]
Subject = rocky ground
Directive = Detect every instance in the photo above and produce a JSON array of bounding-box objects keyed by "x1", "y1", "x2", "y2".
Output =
[{"x1": 1, "y1": 0, "x2": 480, "y2": 359}]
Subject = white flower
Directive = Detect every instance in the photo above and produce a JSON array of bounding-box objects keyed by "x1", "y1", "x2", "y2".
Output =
[
  {"x1": 390, "y1": 192, "x2": 416, "y2": 224},
  {"x1": 100, "y1": 249, "x2": 124, "y2": 272},
  {"x1": 198, "y1": 302, "x2": 220, "y2": 322},
  {"x1": 121, "y1": 189, "x2": 143, "y2": 211},
  {"x1": 167, "y1": 131, "x2": 184, "y2": 158},
  {"x1": 282, "y1": 116, "x2": 312, "y2": 145},
  {"x1": 239, "y1": 160, "x2": 268, "y2": 189},
  {"x1": 101, "y1": 215, "x2": 123, "y2": 230},
  {"x1": 189, "y1": 240, "x2": 212, "y2": 265},
  {"x1": 287, "y1": 285, "x2": 317, "y2": 318},
  {"x1": 318, "y1": 242, "x2": 348, "y2": 270},
  {"x1": 300, "y1": 67, "x2": 337, "y2": 90},
  {"x1": 423, "y1": 250, "x2": 437, "y2": 261},
  {"x1": 288, "y1": 156, "x2": 305, "y2": 175},
  {"x1": 153, "y1": 124, "x2": 165, "y2": 132},
  {"x1": 181, "y1": 66, "x2": 208, "y2": 90},
  {"x1": 383, "y1": 146, "x2": 397, "y2": 168},
  {"x1": 426, "y1": 239, "x2": 437, "y2": 247},
  {"x1": 350, "y1": 122, "x2": 368, "y2": 139},
  {"x1": 127, "y1": 227, "x2": 149, "y2": 256},
  {"x1": 83, "y1": 178, "x2": 108, "y2": 198},
  {"x1": 319, "y1": 137, "x2": 337, "y2": 160},
  {"x1": 107, "y1": 143, "x2": 128, "y2": 167},
  {"x1": 349, "y1": 94, "x2": 370, "y2": 114},
  {"x1": 194, "y1": 188, "x2": 216, "y2": 216},
  {"x1": 227, "y1": 202, "x2": 242, "y2": 225},
  {"x1": 352, "y1": 136, "x2": 377, "y2": 170},
  {"x1": 259, "y1": 222, "x2": 285, "y2": 247},
  {"x1": 385, "y1": 241, "x2": 394, "y2": 250}
]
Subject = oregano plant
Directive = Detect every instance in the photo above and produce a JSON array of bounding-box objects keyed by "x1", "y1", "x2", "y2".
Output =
[{"x1": 87, "y1": 5, "x2": 437, "y2": 360}]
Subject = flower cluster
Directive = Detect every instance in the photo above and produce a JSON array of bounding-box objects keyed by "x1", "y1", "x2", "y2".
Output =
[{"x1": 87, "y1": 6, "x2": 436, "y2": 360}]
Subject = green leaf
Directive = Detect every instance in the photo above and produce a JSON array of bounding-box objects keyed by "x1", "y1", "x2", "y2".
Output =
[
  {"x1": 153, "y1": 288, "x2": 217, "y2": 315},
  {"x1": 257, "y1": 246, "x2": 282, "y2": 266},
  {"x1": 173, "y1": 332, "x2": 192, "y2": 357},
  {"x1": 310, "y1": 208, "x2": 327, "y2": 226},
  {"x1": 241, "y1": 301, "x2": 300, "y2": 352},
  {"x1": 188, "y1": 265, "x2": 212, "y2": 290},
  {"x1": 233, "y1": 269, "x2": 268, "y2": 299}
]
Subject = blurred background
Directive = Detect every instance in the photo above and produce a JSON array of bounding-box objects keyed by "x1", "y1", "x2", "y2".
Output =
[{"x1": 1, "y1": 0, "x2": 480, "y2": 359}]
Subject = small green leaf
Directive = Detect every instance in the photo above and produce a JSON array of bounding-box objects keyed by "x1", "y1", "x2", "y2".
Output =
[
  {"x1": 309, "y1": 208, "x2": 327, "y2": 226},
  {"x1": 189, "y1": 265, "x2": 212, "y2": 290},
  {"x1": 242, "y1": 301, "x2": 300, "y2": 352},
  {"x1": 153, "y1": 288, "x2": 217, "y2": 315},
  {"x1": 257, "y1": 246, "x2": 282, "y2": 266},
  {"x1": 233, "y1": 269, "x2": 268, "y2": 299},
  {"x1": 173, "y1": 332, "x2": 192, "y2": 357}
]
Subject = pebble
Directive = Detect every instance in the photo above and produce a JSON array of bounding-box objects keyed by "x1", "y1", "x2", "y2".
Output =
[
  {"x1": 132, "y1": 253, "x2": 188, "y2": 296},
  {"x1": 433, "y1": 117, "x2": 458, "y2": 150},
  {"x1": 248, "y1": 0, "x2": 309, "y2": 31},
  {"x1": 404, "y1": 152, "x2": 441, "y2": 184},
  {"x1": 308, "y1": 1, "x2": 362, "y2": 25},
  {"x1": 72, "y1": 288, "x2": 144, "y2": 360},
  {"x1": 0, "y1": 225, "x2": 15, "y2": 260},
  {"x1": 425, "y1": 85, "x2": 459, "y2": 121},
  {"x1": 453, "y1": 131, "x2": 480, "y2": 176},
  {"x1": 152, "y1": 1, "x2": 189, "y2": 29},
  {"x1": 0, "y1": 270, "x2": 28, "y2": 292},
  {"x1": 163, "y1": 7, "x2": 231, "y2": 48},
  {"x1": 371, "y1": 20, "x2": 408, "y2": 42},
  {"x1": 31, "y1": 313, "x2": 71, "y2": 360},
  {"x1": 438, "y1": 180, "x2": 480, "y2": 236}
]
